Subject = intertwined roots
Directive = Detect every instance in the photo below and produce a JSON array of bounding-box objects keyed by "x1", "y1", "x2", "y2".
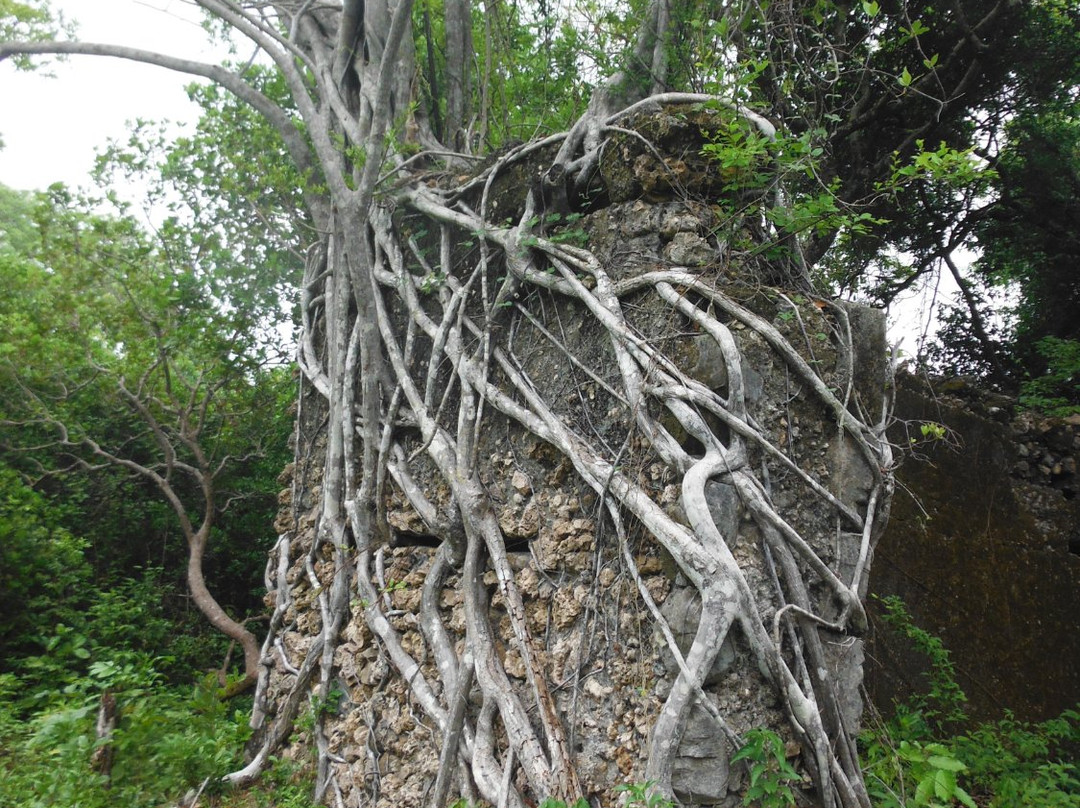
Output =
[{"x1": 238, "y1": 96, "x2": 894, "y2": 808}]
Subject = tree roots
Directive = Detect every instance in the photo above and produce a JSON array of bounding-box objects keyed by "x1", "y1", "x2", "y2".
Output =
[{"x1": 234, "y1": 95, "x2": 894, "y2": 808}]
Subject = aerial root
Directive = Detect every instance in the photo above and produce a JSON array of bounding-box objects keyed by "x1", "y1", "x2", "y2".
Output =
[{"x1": 240, "y1": 94, "x2": 890, "y2": 808}]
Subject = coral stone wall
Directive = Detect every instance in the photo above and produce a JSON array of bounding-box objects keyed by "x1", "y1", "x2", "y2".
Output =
[
  {"x1": 258, "y1": 108, "x2": 892, "y2": 807},
  {"x1": 867, "y1": 374, "x2": 1080, "y2": 723}
]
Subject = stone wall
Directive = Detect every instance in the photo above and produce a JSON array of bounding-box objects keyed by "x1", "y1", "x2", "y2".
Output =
[
  {"x1": 866, "y1": 373, "x2": 1080, "y2": 723},
  {"x1": 255, "y1": 107, "x2": 893, "y2": 807}
]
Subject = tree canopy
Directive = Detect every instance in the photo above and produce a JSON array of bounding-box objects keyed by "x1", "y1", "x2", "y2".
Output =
[{"x1": 0, "y1": 169, "x2": 295, "y2": 684}]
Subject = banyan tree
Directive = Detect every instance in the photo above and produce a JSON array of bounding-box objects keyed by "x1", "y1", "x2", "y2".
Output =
[{"x1": 3, "y1": 0, "x2": 1026, "y2": 805}]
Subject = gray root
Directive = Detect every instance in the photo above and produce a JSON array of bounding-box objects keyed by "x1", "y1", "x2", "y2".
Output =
[{"x1": 239, "y1": 94, "x2": 892, "y2": 808}]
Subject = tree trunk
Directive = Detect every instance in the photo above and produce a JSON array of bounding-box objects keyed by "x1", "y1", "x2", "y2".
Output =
[
  {"x1": 90, "y1": 690, "x2": 118, "y2": 781},
  {"x1": 443, "y1": 0, "x2": 472, "y2": 149},
  {"x1": 188, "y1": 528, "x2": 262, "y2": 687}
]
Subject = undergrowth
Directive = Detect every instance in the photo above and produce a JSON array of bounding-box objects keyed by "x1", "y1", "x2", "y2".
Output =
[
  {"x1": 2, "y1": 588, "x2": 1075, "y2": 808},
  {"x1": 0, "y1": 667, "x2": 250, "y2": 808},
  {"x1": 861, "y1": 596, "x2": 1080, "y2": 807},
  {"x1": 0, "y1": 660, "x2": 319, "y2": 808}
]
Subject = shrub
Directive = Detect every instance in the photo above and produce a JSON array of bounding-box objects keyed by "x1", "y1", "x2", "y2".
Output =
[
  {"x1": 862, "y1": 596, "x2": 1080, "y2": 807},
  {"x1": 0, "y1": 670, "x2": 250, "y2": 808}
]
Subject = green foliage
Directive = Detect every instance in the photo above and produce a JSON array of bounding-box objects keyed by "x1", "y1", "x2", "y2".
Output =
[
  {"x1": 412, "y1": 0, "x2": 597, "y2": 147},
  {"x1": 537, "y1": 798, "x2": 591, "y2": 808},
  {"x1": 523, "y1": 212, "x2": 589, "y2": 251},
  {"x1": 697, "y1": 107, "x2": 897, "y2": 276},
  {"x1": 731, "y1": 728, "x2": 801, "y2": 808},
  {"x1": 84, "y1": 568, "x2": 227, "y2": 680},
  {"x1": 863, "y1": 710, "x2": 1080, "y2": 808},
  {"x1": 0, "y1": 502, "x2": 256, "y2": 805},
  {"x1": 954, "y1": 710, "x2": 1080, "y2": 808},
  {"x1": 701, "y1": 116, "x2": 776, "y2": 198},
  {"x1": 92, "y1": 65, "x2": 310, "y2": 358},
  {"x1": 0, "y1": 0, "x2": 73, "y2": 70},
  {"x1": 0, "y1": 500, "x2": 257, "y2": 799},
  {"x1": 918, "y1": 422, "x2": 947, "y2": 442},
  {"x1": 0, "y1": 465, "x2": 90, "y2": 660},
  {"x1": 244, "y1": 757, "x2": 322, "y2": 808},
  {"x1": 863, "y1": 597, "x2": 1080, "y2": 808},
  {"x1": 615, "y1": 780, "x2": 674, "y2": 808},
  {"x1": 302, "y1": 686, "x2": 346, "y2": 727},
  {"x1": 0, "y1": 152, "x2": 290, "y2": 806},
  {"x1": 546, "y1": 216, "x2": 588, "y2": 248},
  {"x1": 897, "y1": 1, "x2": 1080, "y2": 393},
  {"x1": 0, "y1": 671, "x2": 251, "y2": 808},
  {"x1": 1, "y1": 181, "x2": 255, "y2": 402},
  {"x1": 884, "y1": 141, "x2": 991, "y2": 194},
  {"x1": 1018, "y1": 339, "x2": 1080, "y2": 416},
  {"x1": 864, "y1": 738, "x2": 977, "y2": 808},
  {"x1": 0, "y1": 180, "x2": 291, "y2": 669},
  {"x1": 688, "y1": 0, "x2": 1077, "y2": 392},
  {"x1": 876, "y1": 596, "x2": 968, "y2": 731},
  {"x1": 0, "y1": 20, "x2": 301, "y2": 808},
  {"x1": 974, "y1": 18, "x2": 1080, "y2": 390},
  {"x1": 1, "y1": 570, "x2": 223, "y2": 716},
  {"x1": 0, "y1": 560, "x2": 252, "y2": 806},
  {"x1": 7, "y1": 2, "x2": 1080, "y2": 804}
]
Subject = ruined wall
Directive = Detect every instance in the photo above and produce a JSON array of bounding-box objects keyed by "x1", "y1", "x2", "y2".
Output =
[
  {"x1": 257, "y1": 108, "x2": 892, "y2": 807},
  {"x1": 866, "y1": 374, "x2": 1080, "y2": 723}
]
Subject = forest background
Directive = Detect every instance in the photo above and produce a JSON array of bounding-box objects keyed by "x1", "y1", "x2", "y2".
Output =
[{"x1": 0, "y1": 0, "x2": 1078, "y2": 806}]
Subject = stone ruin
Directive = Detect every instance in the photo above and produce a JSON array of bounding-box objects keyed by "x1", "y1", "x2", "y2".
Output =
[{"x1": 249, "y1": 106, "x2": 894, "y2": 808}]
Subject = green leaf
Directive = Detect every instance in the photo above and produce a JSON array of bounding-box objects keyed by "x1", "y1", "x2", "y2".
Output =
[
  {"x1": 899, "y1": 67, "x2": 913, "y2": 87},
  {"x1": 861, "y1": 0, "x2": 879, "y2": 16},
  {"x1": 955, "y1": 785, "x2": 978, "y2": 808},
  {"x1": 932, "y1": 768, "x2": 957, "y2": 801},
  {"x1": 926, "y1": 754, "x2": 966, "y2": 772},
  {"x1": 915, "y1": 774, "x2": 936, "y2": 805}
]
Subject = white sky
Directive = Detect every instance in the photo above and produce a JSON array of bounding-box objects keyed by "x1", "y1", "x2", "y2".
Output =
[{"x1": 0, "y1": 0, "x2": 233, "y2": 192}]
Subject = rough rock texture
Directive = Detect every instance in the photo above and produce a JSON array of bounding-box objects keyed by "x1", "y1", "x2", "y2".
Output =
[
  {"x1": 866, "y1": 373, "x2": 1080, "y2": 723},
  {"x1": 255, "y1": 108, "x2": 891, "y2": 807}
]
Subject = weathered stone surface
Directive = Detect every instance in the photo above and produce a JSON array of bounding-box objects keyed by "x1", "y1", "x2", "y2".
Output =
[
  {"x1": 867, "y1": 373, "x2": 1080, "y2": 723},
  {"x1": 671, "y1": 704, "x2": 737, "y2": 806},
  {"x1": 705, "y1": 481, "x2": 740, "y2": 545},
  {"x1": 833, "y1": 301, "x2": 888, "y2": 417},
  {"x1": 258, "y1": 109, "x2": 893, "y2": 808},
  {"x1": 659, "y1": 586, "x2": 737, "y2": 686},
  {"x1": 599, "y1": 105, "x2": 742, "y2": 204},
  {"x1": 664, "y1": 231, "x2": 717, "y2": 266}
]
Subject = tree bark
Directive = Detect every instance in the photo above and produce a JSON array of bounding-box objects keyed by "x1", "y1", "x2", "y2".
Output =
[
  {"x1": 188, "y1": 527, "x2": 262, "y2": 688},
  {"x1": 90, "y1": 690, "x2": 118, "y2": 781}
]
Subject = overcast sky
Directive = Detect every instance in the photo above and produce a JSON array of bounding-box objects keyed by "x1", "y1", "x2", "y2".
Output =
[{"x1": 0, "y1": 0, "x2": 233, "y2": 192}]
